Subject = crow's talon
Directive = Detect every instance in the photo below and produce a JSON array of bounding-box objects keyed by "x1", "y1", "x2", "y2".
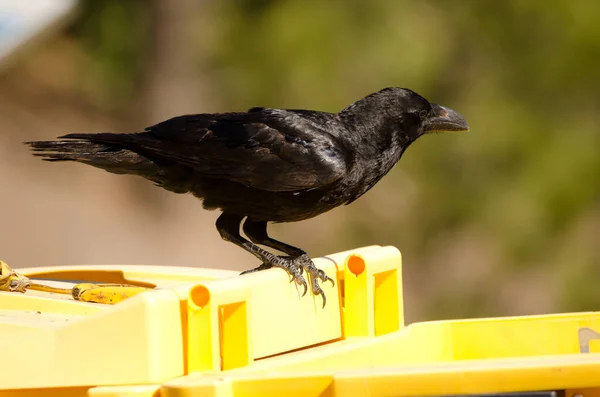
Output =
[
  {"x1": 295, "y1": 254, "x2": 334, "y2": 307},
  {"x1": 271, "y1": 257, "x2": 308, "y2": 296},
  {"x1": 315, "y1": 287, "x2": 327, "y2": 309},
  {"x1": 293, "y1": 272, "x2": 308, "y2": 296},
  {"x1": 300, "y1": 280, "x2": 308, "y2": 296},
  {"x1": 316, "y1": 269, "x2": 335, "y2": 286},
  {"x1": 286, "y1": 267, "x2": 297, "y2": 283},
  {"x1": 254, "y1": 254, "x2": 331, "y2": 307}
]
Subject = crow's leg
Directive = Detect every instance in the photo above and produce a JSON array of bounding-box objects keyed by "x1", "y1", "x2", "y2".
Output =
[
  {"x1": 216, "y1": 213, "x2": 333, "y2": 307},
  {"x1": 242, "y1": 219, "x2": 334, "y2": 302},
  {"x1": 243, "y1": 220, "x2": 305, "y2": 256},
  {"x1": 216, "y1": 213, "x2": 309, "y2": 296}
]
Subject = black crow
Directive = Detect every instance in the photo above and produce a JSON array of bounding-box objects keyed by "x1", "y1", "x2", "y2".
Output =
[{"x1": 25, "y1": 87, "x2": 469, "y2": 307}]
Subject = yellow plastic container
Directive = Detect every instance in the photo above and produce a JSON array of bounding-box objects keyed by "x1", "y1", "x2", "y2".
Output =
[{"x1": 1, "y1": 245, "x2": 600, "y2": 397}]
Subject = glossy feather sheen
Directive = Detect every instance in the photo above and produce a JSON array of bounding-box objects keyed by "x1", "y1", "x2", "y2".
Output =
[{"x1": 27, "y1": 87, "x2": 458, "y2": 223}]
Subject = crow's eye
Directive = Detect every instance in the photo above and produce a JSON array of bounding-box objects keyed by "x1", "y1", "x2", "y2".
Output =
[{"x1": 418, "y1": 110, "x2": 428, "y2": 120}]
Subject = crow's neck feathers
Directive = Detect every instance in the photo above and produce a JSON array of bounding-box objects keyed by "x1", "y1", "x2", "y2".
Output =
[{"x1": 338, "y1": 90, "x2": 422, "y2": 174}]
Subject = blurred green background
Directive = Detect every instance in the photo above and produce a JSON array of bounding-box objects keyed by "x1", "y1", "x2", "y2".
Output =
[{"x1": 0, "y1": 0, "x2": 598, "y2": 323}]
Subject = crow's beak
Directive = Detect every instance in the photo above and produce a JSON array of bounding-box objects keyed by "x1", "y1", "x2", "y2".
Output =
[{"x1": 423, "y1": 104, "x2": 469, "y2": 133}]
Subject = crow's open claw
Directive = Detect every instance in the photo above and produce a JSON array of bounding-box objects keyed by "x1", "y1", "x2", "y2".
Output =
[
  {"x1": 317, "y1": 268, "x2": 335, "y2": 287},
  {"x1": 297, "y1": 254, "x2": 334, "y2": 308},
  {"x1": 240, "y1": 254, "x2": 333, "y2": 307},
  {"x1": 287, "y1": 262, "x2": 308, "y2": 296}
]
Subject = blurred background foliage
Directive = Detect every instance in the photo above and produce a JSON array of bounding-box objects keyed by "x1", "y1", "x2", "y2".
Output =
[{"x1": 1, "y1": 0, "x2": 598, "y2": 323}]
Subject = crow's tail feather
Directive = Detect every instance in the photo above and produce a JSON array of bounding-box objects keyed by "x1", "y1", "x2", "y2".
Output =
[
  {"x1": 25, "y1": 137, "x2": 156, "y2": 176},
  {"x1": 25, "y1": 134, "x2": 194, "y2": 194}
]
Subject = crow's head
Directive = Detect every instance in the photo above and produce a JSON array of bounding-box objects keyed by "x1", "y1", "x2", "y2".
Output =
[
  {"x1": 341, "y1": 87, "x2": 469, "y2": 144},
  {"x1": 382, "y1": 87, "x2": 469, "y2": 136}
]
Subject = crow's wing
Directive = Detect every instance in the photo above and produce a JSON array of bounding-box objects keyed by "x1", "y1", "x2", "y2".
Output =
[{"x1": 64, "y1": 109, "x2": 351, "y2": 192}]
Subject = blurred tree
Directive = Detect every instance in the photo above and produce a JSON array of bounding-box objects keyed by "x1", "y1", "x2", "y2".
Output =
[{"x1": 69, "y1": 0, "x2": 149, "y2": 112}]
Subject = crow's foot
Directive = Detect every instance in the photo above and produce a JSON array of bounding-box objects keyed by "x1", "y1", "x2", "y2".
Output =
[
  {"x1": 240, "y1": 254, "x2": 334, "y2": 308},
  {"x1": 295, "y1": 254, "x2": 335, "y2": 308}
]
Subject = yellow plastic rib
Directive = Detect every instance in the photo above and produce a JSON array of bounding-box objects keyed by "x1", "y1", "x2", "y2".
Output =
[
  {"x1": 343, "y1": 246, "x2": 404, "y2": 337},
  {"x1": 187, "y1": 279, "x2": 254, "y2": 372}
]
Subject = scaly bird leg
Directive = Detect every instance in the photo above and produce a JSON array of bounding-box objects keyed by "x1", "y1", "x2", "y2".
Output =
[
  {"x1": 216, "y1": 213, "x2": 333, "y2": 307},
  {"x1": 242, "y1": 219, "x2": 334, "y2": 305},
  {"x1": 216, "y1": 213, "x2": 306, "y2": 294}
]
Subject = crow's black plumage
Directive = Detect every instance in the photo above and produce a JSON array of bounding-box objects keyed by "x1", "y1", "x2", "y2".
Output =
[{"x1": 25, "y1": 87, "x2": 469, "y2": 307}]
